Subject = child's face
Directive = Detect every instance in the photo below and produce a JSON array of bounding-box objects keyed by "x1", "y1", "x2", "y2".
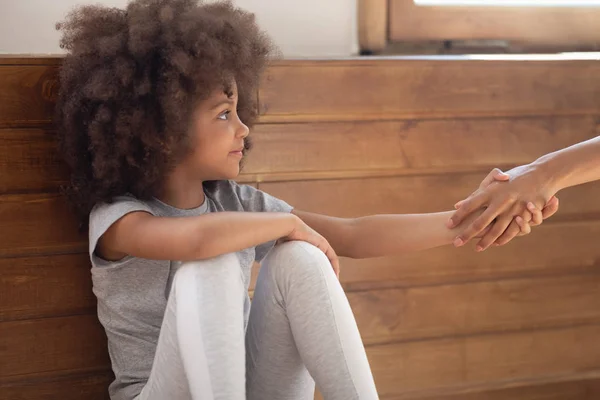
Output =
[{"x1": 184, "y1": 81, "x2": 249, "y2": 181}]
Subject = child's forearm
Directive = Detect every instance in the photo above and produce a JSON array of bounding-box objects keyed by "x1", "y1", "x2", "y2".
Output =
[
  {"x1": 191, "y1": 212, "x2": 298, "y2": 259},
  {"x1": 344, "y1": 212, "x2": 458, "y2": 259},
  {"x1": 115, "y1": 211, "x2": 299, "y2": 261}
]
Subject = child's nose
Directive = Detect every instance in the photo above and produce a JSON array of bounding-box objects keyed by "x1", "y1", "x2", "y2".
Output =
[{"x1": 236, "y1": 121, "x2": 249, "y2": 138}]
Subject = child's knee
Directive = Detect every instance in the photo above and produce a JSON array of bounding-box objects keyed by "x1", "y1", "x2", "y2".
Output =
[{"x1": 264, "y1": 241, "x2": 332, "y2": 282}]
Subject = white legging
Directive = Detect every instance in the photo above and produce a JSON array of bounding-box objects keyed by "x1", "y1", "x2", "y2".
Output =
[{"x1": 135, "y1": 241, "x2": 379, "y2": 400}]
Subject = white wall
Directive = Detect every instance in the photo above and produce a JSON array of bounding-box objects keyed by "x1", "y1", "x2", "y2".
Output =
[{"x1": 0, "y1": 0, "x2": 358, "y2": 57}]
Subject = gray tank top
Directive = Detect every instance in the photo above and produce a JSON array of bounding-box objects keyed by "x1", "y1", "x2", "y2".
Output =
[{"x1": 88, "y1": 180, "x2": 292, "y2": 400}]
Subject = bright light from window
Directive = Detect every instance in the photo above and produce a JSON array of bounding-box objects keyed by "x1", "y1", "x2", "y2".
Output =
[{"x1": 415, "y1": 0, "x2": 600, "y2": 6}]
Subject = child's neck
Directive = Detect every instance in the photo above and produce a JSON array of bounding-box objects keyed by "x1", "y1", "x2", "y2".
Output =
[{"x1": 157, "y1": 169, "x2": 206, "y2": 210}]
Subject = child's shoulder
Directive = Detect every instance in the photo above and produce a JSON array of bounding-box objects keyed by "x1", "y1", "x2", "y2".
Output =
[
  {"x1": 90, "y1": 194, "x2": 153, "y2": 218},
  {"x1": 87, "y1": 194, "x2": 156, "y2": 261},
  {"x1": 89, "y1": 194, "x2": 155, "y2": 232},
  {"x1": 207, "y1": 180, "x2": 251, "y2": 209},
  {"x1": 210, "y1": 180, "x2": 292, "y2": 214}
]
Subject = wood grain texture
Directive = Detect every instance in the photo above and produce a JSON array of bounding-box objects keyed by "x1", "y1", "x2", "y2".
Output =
[
  {"x1": 337, "y1": 220, "x2": 600, "y2": 289},
  {"x1": 0, "y1": 254, "x2": 94, "y2": 322},
  {"x1": 259, "y1": 60, "x2": 600, "y2": 121},
  {"x1": 351, "y1": 271, "x2": 600, "y2": 345},
  {"x1": 0, "y1": 314, "x2": 110, "y2": 377},
  {"x1": 3, "y1": 58, "x2": 599, "y2": 125},
  {"x1": 245, "y1": 116, "x2": 598, "y2": 177},
  {"x1": 260, "y1": 174, "x2": 600, "y2": 219},
  {"x1": 0, "y1": 370, "x2": 112, "y2": 400},
  {"x1": 368, "y1": 324, "x2": 600, "y2": 397},
  {"x1": 0, "y1": 66, "x2": 58, "y2": 127},
  {"x1": 386, "y1": 374, "x2": 600, "y2": 399},
  {"x1": 0, "y1": 56, "x2": 62, "y2": 66},
  {"x1": 0, "y1": 193, "x2": 85, "y2": 258},
  {"x1": 0, "y1": 129, "x2": 67, "y2": 193}
]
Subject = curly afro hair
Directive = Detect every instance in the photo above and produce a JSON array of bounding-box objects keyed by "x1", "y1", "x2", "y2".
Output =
[{"x1": 55, "y1": 0, "x2": 274, "y2": 224}]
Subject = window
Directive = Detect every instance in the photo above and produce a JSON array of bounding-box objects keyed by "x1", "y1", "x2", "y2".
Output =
[
  {"x1": 359, "y1": 0, "x2": 600, "y2": 53},
  {"x1": 415, "y1": 1, "x2": 600, "y2": 6},
  {"x1": 389, "y1": 0, "x2": 600, "y2": 51}
]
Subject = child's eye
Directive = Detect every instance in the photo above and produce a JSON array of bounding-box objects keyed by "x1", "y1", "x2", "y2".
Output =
[{"x1": 218, "y1": 110, "x2": 230, "y2": 121}]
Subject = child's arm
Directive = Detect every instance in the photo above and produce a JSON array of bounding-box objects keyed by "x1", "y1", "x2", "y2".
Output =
[
  {"x1": 98, "y1": 211, "x2": 339, "y2": 273},
  {"x1": 291, "y1": 209, "x2": 529, "y2": 259}
]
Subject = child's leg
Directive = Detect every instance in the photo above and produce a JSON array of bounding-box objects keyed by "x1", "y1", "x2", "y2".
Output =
[
  {"x1": 246, "y1": 241, "x2": 378, "y2": 400},
  {"x1": 137, "y1": 253, "x2": 246, "y2": 400}
]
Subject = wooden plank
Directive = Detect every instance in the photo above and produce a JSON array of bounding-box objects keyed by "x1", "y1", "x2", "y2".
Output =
[
  {"x1": 0, "y1": 193, "x2": 85, "y2": 258},
  {"x1": 389, "y1": 0, "x2": 600, "y2": 47},
  {"x1": 337, "y1": 220, "x2": 600, "y2": 289},
  {"x1": 0, "y1": 371, "x2": 111, "y2": 400},
  {"x1": 3, "y1": 58, "x2": 599, "y2": 125},
  {"x1": 245, "y1": 116, "x2": 597, "y2": 176},
  {"x1": 351, "y1": 272, "x2": 600, "y2": 346},
  {"x1": 259, "y1": 60, "x2": 600, "y2": 121},
  {"x1": 6, "y1": 117, "x2": 596, "y2": 192},
  {"x1": 261, "y1": 174, "x2": 600, "y2": 219},
  {"x1": 0, "y1": 315, "x2": 110, "y2": 377},
  {"x1": 0, "y1": 56, "x2": 62, "y2": 66},
  {"x1": 243, "y1": 165, "x2": 505, "y2": 184},
  {"x1": 0, "y1": 66, "x2": 58, "y2": 127},
  {"x1": 396, "y1": 375, "x2": 600, "y2": 400},
  {"x1": 0, "y1": 129, "x2": 68, "y2": 193},
  {"x1": 0, "y1": 254, "x2": 94, "y2": 322},
  {"x1": 367, "y1": 324, "x2": 600, "y2": 397}
]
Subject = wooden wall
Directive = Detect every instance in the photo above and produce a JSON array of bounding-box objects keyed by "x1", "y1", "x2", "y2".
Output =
[{"x1": 1, "y1": 55, "x2": 599, "y2": 399}]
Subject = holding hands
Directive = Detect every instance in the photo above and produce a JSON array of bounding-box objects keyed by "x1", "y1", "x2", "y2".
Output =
[{"x1": 449, "y1": 166, "x2": 561, "y2": 251}]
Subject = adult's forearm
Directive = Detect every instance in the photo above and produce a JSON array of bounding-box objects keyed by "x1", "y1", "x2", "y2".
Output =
[{"x1": 535, "y1": 136, "x2": 600, "y2": 194}]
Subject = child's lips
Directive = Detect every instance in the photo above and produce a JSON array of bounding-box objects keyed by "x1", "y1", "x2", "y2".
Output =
[{"x1": 229, "y1": 149, "x2": 244, "y2": 157}]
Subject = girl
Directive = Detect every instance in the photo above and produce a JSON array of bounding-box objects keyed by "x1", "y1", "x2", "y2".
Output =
[{"x1": 55, "y1": 1, "x2": 555, "y2": 399}]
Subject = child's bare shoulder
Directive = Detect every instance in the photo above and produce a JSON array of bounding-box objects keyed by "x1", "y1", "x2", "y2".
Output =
[{"x1": 89, "y1": 195, "x2": 155, "y2": 260}]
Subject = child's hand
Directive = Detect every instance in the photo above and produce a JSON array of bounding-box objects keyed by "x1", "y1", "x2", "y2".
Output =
[
  {"x1": 467, "y1": 200, "x2": 550, "y2": 250},
  {"x1": 459, "y1": 201, "x2": 544, "y2": 248},
  {"x1": 491, "y1": 198, "x2": 558, "y2": 247},
  {"x1": 279, "y1": 217, "x2": 340, "y2": 278}
]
